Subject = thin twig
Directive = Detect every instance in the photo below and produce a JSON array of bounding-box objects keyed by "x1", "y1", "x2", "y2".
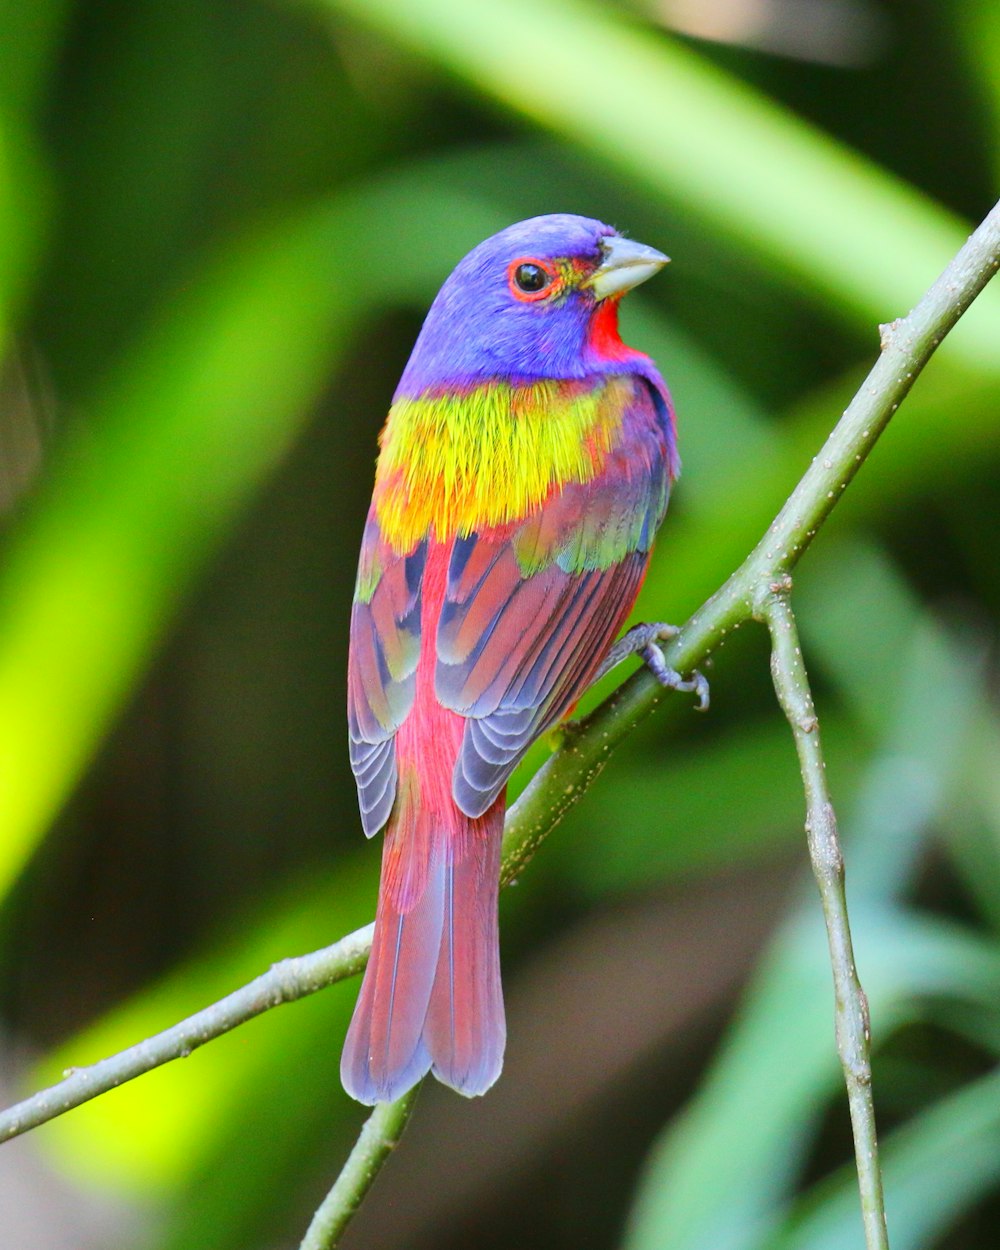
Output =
[
  {"x1": 0, "y1": 199, "x2": 997, "y2": 1243},
  {"x1": 0, "y1": 923, "x2": 373, "y2": 1143},
  {"x1": 764, "y1": 585, "x2": 888, "y2": 1250},
  {"x1": 299, "y1": 1091, "x2": 417, "y2": 1250}
]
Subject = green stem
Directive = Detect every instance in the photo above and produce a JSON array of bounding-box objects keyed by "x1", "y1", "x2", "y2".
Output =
[
  {"x1": 299, "y1": 1092, "x2": 417, "y2": 1250},
  {"x1": 763, "y1": 586, "x2": 887, "y2": 1250}
]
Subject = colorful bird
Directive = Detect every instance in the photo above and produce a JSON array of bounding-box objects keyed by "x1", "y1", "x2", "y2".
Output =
[{"x1": 342, "y1": 214, "x2": 694, "y2": 1105}]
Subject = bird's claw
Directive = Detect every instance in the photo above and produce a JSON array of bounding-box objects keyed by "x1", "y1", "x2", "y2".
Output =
[
  {"x1": 639, "y1": 642, "x2": 710, "y2": 712},
  {"x1": 595, "y1": 620, "x2": 709, "y2": 712}
]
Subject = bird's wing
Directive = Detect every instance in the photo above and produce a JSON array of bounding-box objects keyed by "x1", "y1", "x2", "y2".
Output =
[
  {"x1": 348, "y1": 509, "x2": 425, "y2": 836},
  {"x1": 436, "y1": 378, "x2": 673, "y2": 818}
]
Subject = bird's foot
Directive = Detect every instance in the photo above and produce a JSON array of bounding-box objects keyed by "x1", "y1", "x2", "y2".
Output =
[
  {"x1": 596, "y1": 622, "x2": 709, "y2": 712},
  {"x1": 639, "y1": 640, "x2": 710, "y2": 712}
]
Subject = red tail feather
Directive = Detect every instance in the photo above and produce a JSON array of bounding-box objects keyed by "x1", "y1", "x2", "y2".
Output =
[{"x1": 341, "y1": 795, "x2": 505, "y2": 1104}]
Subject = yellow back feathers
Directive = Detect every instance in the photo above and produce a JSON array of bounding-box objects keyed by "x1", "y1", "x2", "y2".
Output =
[{"x1": 373, "y1": 377, "x2": 633, "y2": 551}]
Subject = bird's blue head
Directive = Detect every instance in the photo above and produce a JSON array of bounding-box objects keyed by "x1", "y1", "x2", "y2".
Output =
[{"x1": 395, "y1": 213, "x2": 668, "y2": 397}]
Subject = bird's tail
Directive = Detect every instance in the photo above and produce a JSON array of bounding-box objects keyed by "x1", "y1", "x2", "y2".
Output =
[{"x1": 341, "y1": 780, "x2": 506, "y2": 1104}]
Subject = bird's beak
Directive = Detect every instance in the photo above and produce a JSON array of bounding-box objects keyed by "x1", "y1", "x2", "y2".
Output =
[{"x1": 585, "y1": 235, "x2": 670, "y2": 301}]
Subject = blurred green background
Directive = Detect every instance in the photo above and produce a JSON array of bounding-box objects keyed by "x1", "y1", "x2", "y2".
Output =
[{"x1": 1, "y1": 1, "x2": 999, "y2": 1247}]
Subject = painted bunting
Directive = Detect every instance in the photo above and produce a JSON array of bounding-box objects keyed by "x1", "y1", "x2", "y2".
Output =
[{"x1": 342, "y1": 214, "x2": 691, "y2": 1105}]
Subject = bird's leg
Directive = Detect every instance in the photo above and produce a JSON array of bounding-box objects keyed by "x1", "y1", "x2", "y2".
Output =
[
  {"x1": 595, "y1": 622, "x2": 677, "y2": 680},
  {"x1": 595, "y1": 622, "x2": 710, "y2": 712}
]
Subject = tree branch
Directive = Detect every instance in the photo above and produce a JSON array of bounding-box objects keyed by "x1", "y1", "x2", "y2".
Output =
[
  {"x1": 298, "y1": 1091, "x2": 417, "y2": 1250},
  {"x1": 0, "y1": 199, "x2": 997, "y2": 1243},
  {"x1": 764, "y1": 585, "x2": 888, "y2": 1250},
  {"x1": 0, "y1": 924, "x2": 374, "y2": 1142}
]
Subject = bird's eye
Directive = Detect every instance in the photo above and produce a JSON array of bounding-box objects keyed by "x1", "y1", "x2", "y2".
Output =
[
  {"x1": 507, "y1": 257, "x2": 559, "y2": 302},
  {"x1": 514, "y1": 263, "x2": 547, "y2": 292}
]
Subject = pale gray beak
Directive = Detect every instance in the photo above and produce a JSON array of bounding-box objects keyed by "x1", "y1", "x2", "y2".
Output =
[{"x1": 586, "y1": 235, "x2": 670, "y2": 301}]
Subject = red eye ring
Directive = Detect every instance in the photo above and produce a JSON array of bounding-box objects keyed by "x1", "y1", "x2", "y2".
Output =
[{"x1": 507, "y1": 256, "x2": 560, "y2": 302}]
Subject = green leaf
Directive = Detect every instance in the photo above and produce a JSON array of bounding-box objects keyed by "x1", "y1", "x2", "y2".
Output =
[
  {"x1": 772, "y1": 1069, "x2": 1000, "y2": 1250},
  {"x1": 623, "y1": 910, "x2": 1000, "y2": 1250}
]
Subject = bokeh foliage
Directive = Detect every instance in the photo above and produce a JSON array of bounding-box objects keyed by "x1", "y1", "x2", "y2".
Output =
[{"x1": 1, "y1": 1, "x2": 999, "y2": 1247}]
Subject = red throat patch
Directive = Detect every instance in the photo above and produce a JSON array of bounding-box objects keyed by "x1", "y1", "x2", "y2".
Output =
[{"x1": 588, "y1": 297, "x2": 641, "y2": 362}]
